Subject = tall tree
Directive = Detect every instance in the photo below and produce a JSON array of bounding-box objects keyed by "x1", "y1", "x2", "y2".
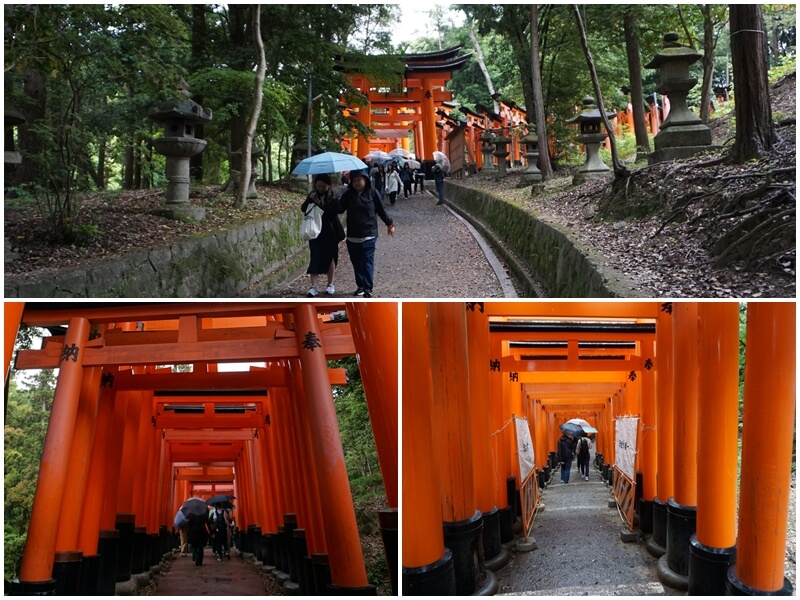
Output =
[
  {"x1": 235, "y1": 5, "x2": 266, "y2": 209},
  {"x1": 729, "y1": 5, "x2": 776, "y2": 162},
  {"x1": 467, "y1": 20, "x2": 500, "y2": 114},
  {"x1": 529, "y1": 4, "x2": 553, "y2": 179},
  {"x1": 572, "y1": 5, "x2": 628, "y2": 177},
  {"x1": 622, "y1": 8, "x2": 651, "y2": 155}
]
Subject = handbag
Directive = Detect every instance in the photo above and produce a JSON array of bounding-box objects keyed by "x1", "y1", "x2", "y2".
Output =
[{"x1": 301, "y1": 203, "x2": 323, "y2": 241}]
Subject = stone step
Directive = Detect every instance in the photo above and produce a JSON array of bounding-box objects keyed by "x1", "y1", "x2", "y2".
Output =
[{"x1": 499, "y1": 581, "x2": 665, "y2": 596}]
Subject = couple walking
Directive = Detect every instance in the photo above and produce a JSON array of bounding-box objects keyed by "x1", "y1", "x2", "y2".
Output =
[
  {"x1": 302, "y1": 170, "x2": 394, "y2": 299},
  {"x1": 558, "y1": 433, "x2": 592, "y2": 483}
]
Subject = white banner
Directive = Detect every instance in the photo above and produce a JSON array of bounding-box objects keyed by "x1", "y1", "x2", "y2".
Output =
[
  {"x1": 615, "y1": 416, "x2": 639, "y2": 481},
  {"x1": 514, "y1": 416, "x2": 535, "y2": 483}
]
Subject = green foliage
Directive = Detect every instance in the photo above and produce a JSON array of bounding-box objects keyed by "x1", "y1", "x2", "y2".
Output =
[
  {"x1": 4, "y1": 370, "x2": 56, "y2": 581},
  {"x1": 331, "y1": 355, "x2": 380, "y2": 480},
  {"x1": 769, "y1": 53, "x2": 797, "y2": 82}
]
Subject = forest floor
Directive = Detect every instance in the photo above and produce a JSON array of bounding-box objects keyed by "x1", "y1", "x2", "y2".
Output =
[{"x1": 4, "y1": 74, "x2": 795, "y2": 298}]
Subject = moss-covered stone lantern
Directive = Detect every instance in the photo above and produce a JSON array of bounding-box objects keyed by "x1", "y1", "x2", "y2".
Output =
[
  {"x1": 565, "y1": 96, "x2": 615, "y2": 185},
  {"x1": 519, "y1": 123, "x2": 542, "y2": 183},
  {"x1": 492, "y1": 133, "x2": 511, "y2": 176},
  {"x1": 149, "y1": 98, "x2": 213, "y2": 221},
  {"x1": 644, "y1": 32, "x2": 715, "y2": 163},
  {"x1": 479, "y1": 129, "x2": 496, "y2": 171}
]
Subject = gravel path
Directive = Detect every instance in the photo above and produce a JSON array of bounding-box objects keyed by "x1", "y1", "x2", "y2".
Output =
[{"x1": 253, "y1": 189, "x2": 518, "y2": 298}]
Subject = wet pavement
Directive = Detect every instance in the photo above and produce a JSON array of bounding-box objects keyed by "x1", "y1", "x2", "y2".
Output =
[
  {"x1": 497, "y1": 452, "x2": 668, "y2": 596},
  {"x1": 253, "y1": 189, "x2": 519, "y2": 299},
  {"x1": 151, "y1": 547, "x2": 271, "y2": 596}
]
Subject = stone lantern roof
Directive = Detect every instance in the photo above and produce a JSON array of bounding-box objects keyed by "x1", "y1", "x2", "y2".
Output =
[
  {"x1": 565, "y1": 96, "x2": 616, "y2": 125},
  {"x1": 644, "y1": 33, "x2": 702, "y2": 69},
  {"x1": 148, "y1": 99, "x2": 212, "y2": 124}
]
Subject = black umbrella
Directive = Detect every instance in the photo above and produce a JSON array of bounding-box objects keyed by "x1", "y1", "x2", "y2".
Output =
[
  {"x1": 207, "y1": 494, "x2": 235, "y2": 506},
  {"x1": 180, "y1": 497, "x2": 208, "y2": 519},
  {"x1": 560, "y1": 422, "x2": 586, "y2": 437}
]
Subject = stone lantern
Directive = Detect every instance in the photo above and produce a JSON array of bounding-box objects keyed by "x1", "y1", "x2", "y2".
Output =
[
  {"x1": 645, "y1": 32, "x2": 715, "y2": 163},
  {"x1": 493, "y1": 133, "x2": 511, "y2": 176},
  {"x1": 519, "y1": 123, "x2": 542, "y2": 183},
  {"x1": 230, "y1": 147, "x2": 263, "y2": 199},
  {"x1": 479, "y1": 129, "x2": 495, "y2": 171},
  {"x1": 149, "y1": 98, "x2": 212, "y2": 221},
  {"x1": 566, "y1": 96, "x2": 616, "y2": 185}
]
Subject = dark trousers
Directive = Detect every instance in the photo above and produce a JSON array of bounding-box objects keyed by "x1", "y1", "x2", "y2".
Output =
[
  {"x1": 560, "y1": 460, "x2": 572, "y2": 483},
  {"x1": 414, "y1": 175, "x2": 424, "y2": 193},
  {"x1": 388, "y1": 190, "x2": 397, "y2": 204},
  {"x1": 435, "y1": 179, "x2": 445, "y2": 203},
  {"x1": 213, "y1": 529, "x2": 228, "y2": 557},
  {"x1": 578, "y1": 456, "x2": 590, "y2": 477},
  {"x1": 347, "y1": 238, "x2": 377, "y2": 293},
  {"x1": 192, "y1": 543, "x2": 204, "y2": 565},
  {"x1": 403, "y1": 181, "x2": 412, "y2": 198}
]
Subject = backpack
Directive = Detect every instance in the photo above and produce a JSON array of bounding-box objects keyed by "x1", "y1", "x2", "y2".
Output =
[{"x1": 578, "y1": 437, "x2": 589, "y2": 456}]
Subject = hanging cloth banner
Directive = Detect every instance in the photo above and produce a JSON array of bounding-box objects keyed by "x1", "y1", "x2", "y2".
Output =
[
  {"x1": 615, "y1": 416, "x2": 639, "y2": 481},
  {"x1": 514, "y1": 416, "x2": 535, "y2": 483}
]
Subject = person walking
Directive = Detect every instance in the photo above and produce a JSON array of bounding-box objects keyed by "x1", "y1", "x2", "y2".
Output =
[
  {"x1": 557, "y1": 432, "x2": 575, "y2": 484},
  {"x1": 385, "y1": 164, "x2": 402, "y2": 205},
  {"x1": 371, "y1": 164, "x2": 385, "y2": 201},
  {"x1": 301, "y1": 174, "x2": 345, "y2": 297},
  {"x1": 414, "y1": 162, "x2": 425, "y2": 194},
  {"x1": 187, "y1": 513, "x2": 211, "y2": 566},
  {"x1": 432, "y1": 162, "x2": 446, "y2": 205},
  {"x1": 576, "y1": 435, "x2": 592, "y2": 480},
  {"x1": 400, "y1": 163, "x2": 414, "y2": 198},
  {"x1": 211, "y1": 506, "x2": 230, "y2": 561},
  {"x1": 179, "y1": 525, "x2": 189, "y2": 557},
  {"x1": 336, "y1": 168, "x2": 395, "y2": 297}
]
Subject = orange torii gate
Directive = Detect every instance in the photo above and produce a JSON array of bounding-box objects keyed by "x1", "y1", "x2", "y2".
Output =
[
  {"x1": 402, "y1": 301, "x2": 795, "y2": 597},
  {"x1": 341, "y1": 46, "x2": 470, "y2": 171},
  {"x1": 5, "y1": 302, "x2": 398, "y2": 596}
]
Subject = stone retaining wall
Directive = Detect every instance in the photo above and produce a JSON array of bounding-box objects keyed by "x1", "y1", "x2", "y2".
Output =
[
  {"x1": 444, "y1": 182, "x2": 641, "y2": 298},
  {"x1": 4, "y1": 209, "x2": 308, "y2": 298}
]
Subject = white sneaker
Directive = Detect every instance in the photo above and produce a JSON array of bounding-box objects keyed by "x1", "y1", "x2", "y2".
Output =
[
  {"x1": 325, "y1": 284, "x2": 335, "y2": 295},
  {"x1": 306, "y1": 286, "x2": 318, "y2": 297}
]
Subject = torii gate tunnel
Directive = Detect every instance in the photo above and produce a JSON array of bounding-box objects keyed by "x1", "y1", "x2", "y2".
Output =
[
  {"x1": 402, "y1": 301, "x2": 795, "y2": 596},
  {"x1": 4, "y1": 301, "x2": 398, "y2": 596}
]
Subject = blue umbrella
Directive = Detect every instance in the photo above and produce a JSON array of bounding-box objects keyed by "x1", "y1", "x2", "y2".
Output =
[
  {"x1": 292, "y1": 152, "x2": 368, "y2": 175},
  {"x1": 560, "y1": 422, "x2": 586, "y2": 437}
]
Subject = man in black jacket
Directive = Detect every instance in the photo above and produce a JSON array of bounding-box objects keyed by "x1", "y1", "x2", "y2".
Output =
[
  {"x1": 337, "y1": 169, "x2": 394, "y2": 297},
  {"x1": 557, "y1": 433, "x2": 575, "y2": 484}
]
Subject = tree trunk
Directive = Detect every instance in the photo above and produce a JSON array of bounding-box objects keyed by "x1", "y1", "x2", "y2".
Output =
[
  {"x1": 572, "y1": 5, "x2": 628, "y2": 177},
  {"x1": 234, "y1": 5, "x2": 266, "y2": 209},
  {"x1": 468, "y1": 20, "x2": 500, "y2": 114},
  {"x1": 190, "y1": 4, "x2": 207, "y2": 182},
  {"x1": 623, "y1": 9, "x2": 651, "y2": 155},
  {"x1": 15, "y1": 68, "x2": 46, "y2": 186},
  {"x1": 123, "y1": 83, "x2": 135, "y2": 190},
  {"x1": 529, "y1": 5, "x2": 553, "y2": 179},
  {"x1": 699, "y1": 6, "x2": 716, "y2": 123},
  {"x1": 730, "y1": 5, "x2": 776, "y2": 162}
]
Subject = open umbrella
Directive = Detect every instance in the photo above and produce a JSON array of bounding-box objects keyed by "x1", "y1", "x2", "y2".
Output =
[
  {"x1": 406, "y1": 159, "x2": 421, "y2": 170},
  {"x1": 433, "y1": 150, "x2": 451, "y2": 174},
  {"x1": 173, "y1": 508, "x2": 188, "y2": 529},
  {"x1": 292, "y1": 152, "x2": 368, "y2": 176},
  {"x1": 567, "y1": 418, "x2": 598, "y2": 434},
  {"x1": 207, "y1": 493, "x2": 235, "y2": 505},
  {"x1": 560, "y1": 422, "x2": 586, "y2": 437},
  {"x1": 180, "y1": 497, "x2": 209, "y2": 519},
  {"x1": 388, "y1": 148, "x2": 412, "y2": 159},
  {"x1": 363, "y1": 150, "x2": 391, "y2": 163}
]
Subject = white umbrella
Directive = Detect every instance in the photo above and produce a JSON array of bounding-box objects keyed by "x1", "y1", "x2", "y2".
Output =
[
  {"x1": 433, "y1": 151, "x2": 451, "y2": 174},
  {"x1": 363, "y1": 150, "x2": 391, "y2": 162},
  {"x1": 388, "y1": 148, "x2": 412, "y2": 159}
]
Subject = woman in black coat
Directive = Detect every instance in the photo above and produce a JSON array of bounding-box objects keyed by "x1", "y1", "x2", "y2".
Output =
[
  {"x1": 187, "y1": 514, "x2": 211, "y2": 566},
  {"x1": 557, "y1": 433, "x2": 575, "y2": 484},
  {"x1": 301, "y1": 173, "x2": 345, "y2": 297}
]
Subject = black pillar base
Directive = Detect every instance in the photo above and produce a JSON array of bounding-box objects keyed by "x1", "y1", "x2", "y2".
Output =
[
  {"x1": 114, "y1": 513, "x2": 136, "y2": 582},
  {"x1": 378, "y1": 508, "x2": 398, "y2": 596},
  {"x1": 498, "y1": 506, "x2": 514, "y2": 544},
  {"x1": 646, "y1": 497, "x2": 667, "y2": 558},
  {"x1": 659, "y1": 497, "x2": 696, "y2": 589},
  {"x1": 402, "y1": 549, "x2": 456, "y2": 596},
  {"x1": 292, "y1": 529, "x2": 310, "y2": 595},
  {"x1": 639, "y1": 499, "x2": 654, "y2": 534},
  {"x1": 311, "y1": 553, "x2": 332, "y2": 596},
  {"x1": 275, "y1": 526, "x2": 286, "y2": 571},
  {"x1": 6, "y1": 578, "x2": 57, "y2": 595},
  {"x1": 481, "y1": 507, "x2": 509, "y2": 571},
  {"x1": 97, "y1": 529, "x2": 119, "y2": 595},
  {"x1": 264, "y1": 532, "x2": 276, "y2": 567},
  {"x1": 52, "y1": 550, "x2": 82, "y2": 595},
  {"x1": 727, "y1": 566, "x2": 793, "y2": 596},
  {"x1": 328, "y1": 583, "x2": 377, "y2": 595},
  {"x1": 474, "y1": 568, "x2": 499, "y2": 596},
  {"x1": 284, "y1": 514, "x2": 298, "y2": 581},
  {"x1": 131, "y1": 526, "x2": 147, "y2": 575},
  {"x1": 443, "y1": 510, "x2": 483, "y2": 596},
  {"x1": 602, "y1": 464, "x2": 610, "y2": 482},
  {"x1": 688, "y1": 536, "x2": 736, "y2": 596},
  {"x1": 78, "y1": 553, "x2": 101, "y2": 595}
]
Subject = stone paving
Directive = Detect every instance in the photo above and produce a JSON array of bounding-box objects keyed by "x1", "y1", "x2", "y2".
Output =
[{"x1": 151, "y1": 547, "x2": 268, "y2": 596}]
